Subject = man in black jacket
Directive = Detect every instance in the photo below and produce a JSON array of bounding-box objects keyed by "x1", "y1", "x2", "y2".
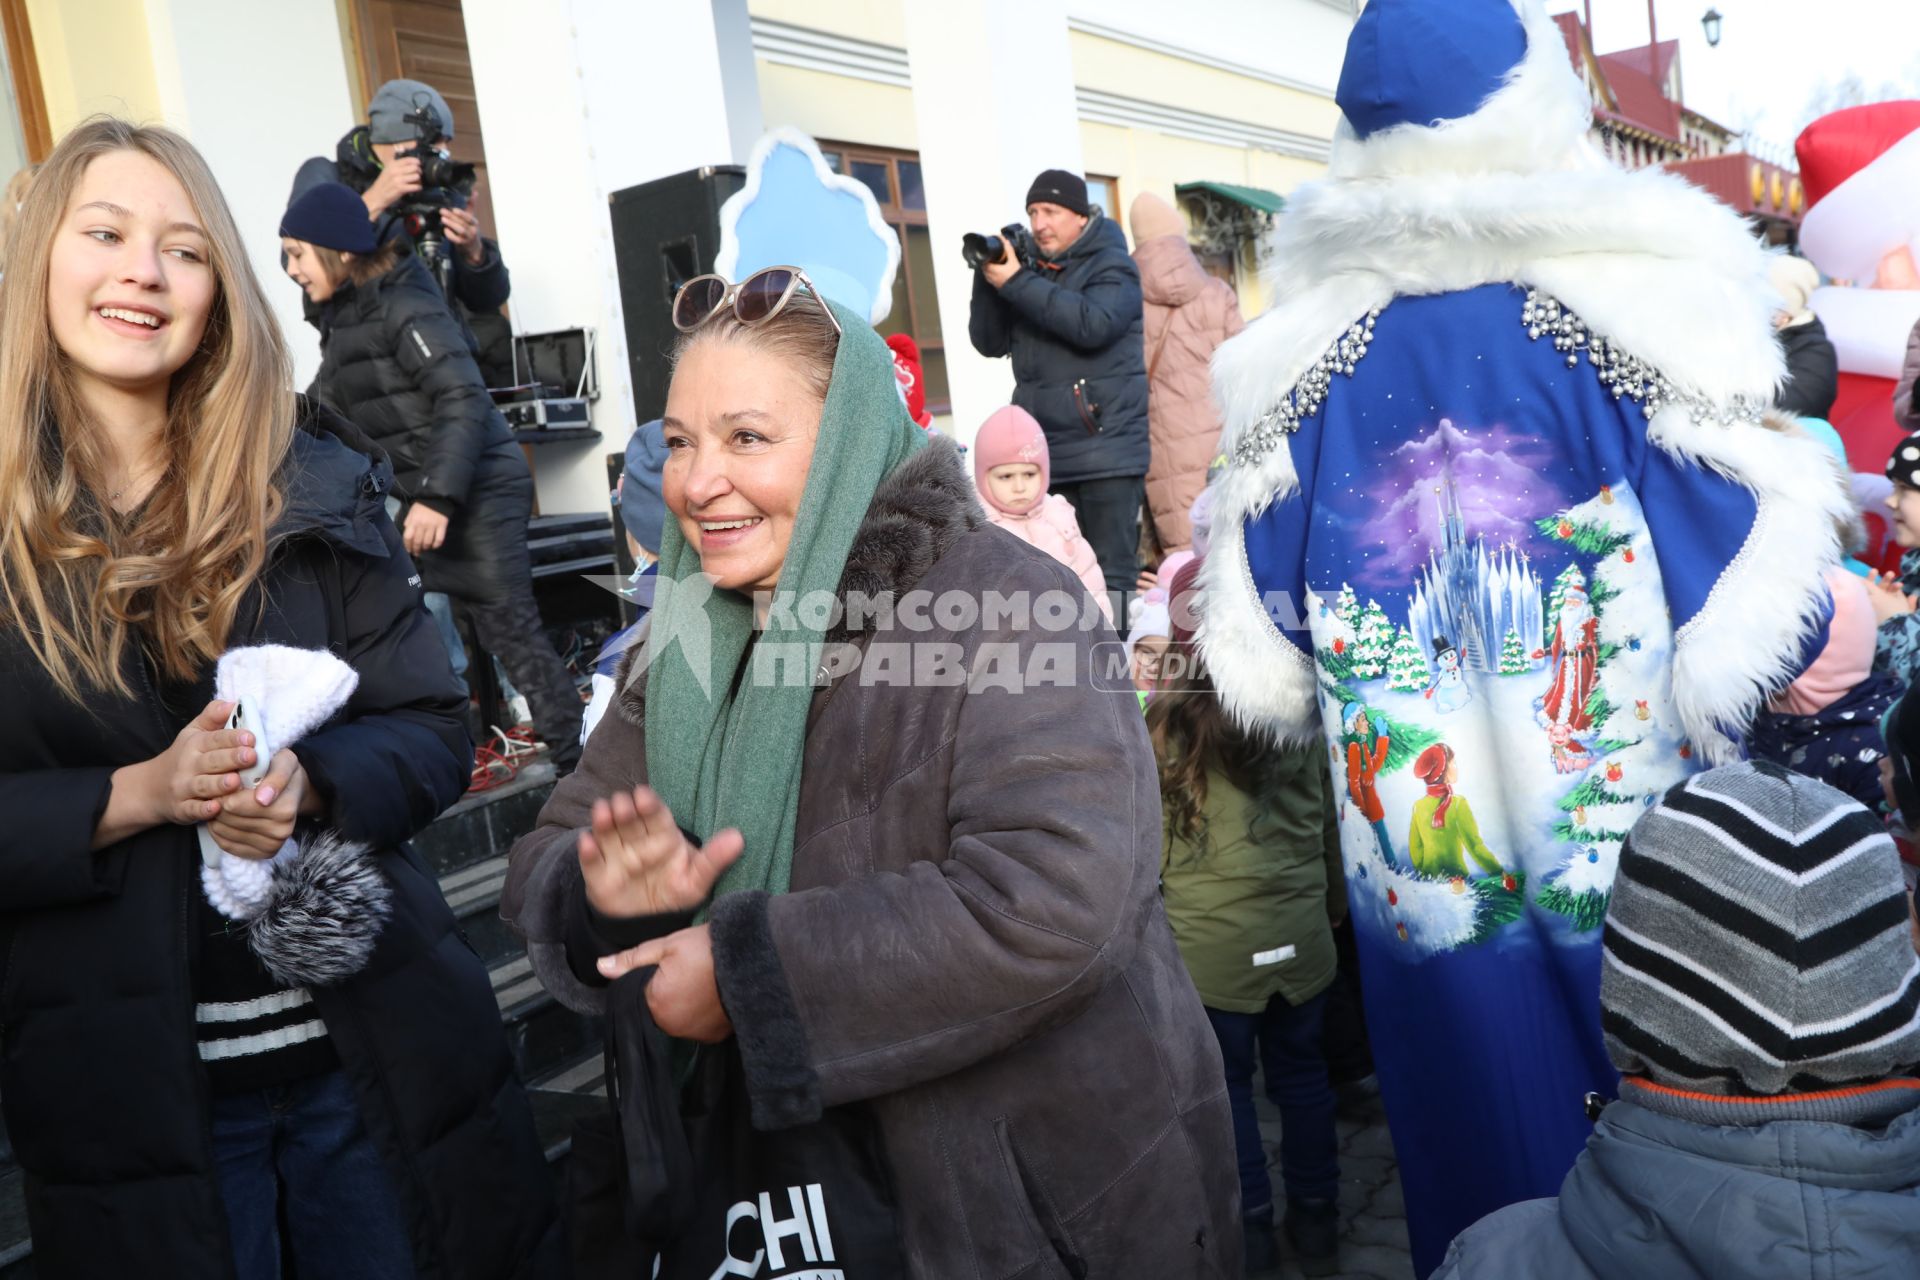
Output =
[
  {"x1": 290, "y1": 79, "x2": 514, "y2": 384},
  {"x1": 970, "y1": 169, "x2": 1148, "y2": 598}
]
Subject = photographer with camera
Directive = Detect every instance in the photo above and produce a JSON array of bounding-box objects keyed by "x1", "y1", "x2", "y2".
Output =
[
  {"x1": 290, "y1": 79, "x2": 512, "y2": 381},
  {"x1": 968, "y1": 169, "x2": 1148, "y2": 600}
]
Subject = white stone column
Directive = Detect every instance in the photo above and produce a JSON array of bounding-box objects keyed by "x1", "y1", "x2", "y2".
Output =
[
  {"x1": 462, "y1": 0, "x2": 760, "y2": 513},
  {"x1": 138, "y1": 0, "x2": 357, "y2": 390},
  {"x1": 902, "y1": 0, "x2": 1085, "y2": 445}
]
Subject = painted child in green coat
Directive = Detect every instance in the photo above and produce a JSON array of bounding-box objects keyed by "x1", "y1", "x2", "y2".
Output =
[{"x1": 1407, "y1": 743, "x2": 1504, "y2": 879}]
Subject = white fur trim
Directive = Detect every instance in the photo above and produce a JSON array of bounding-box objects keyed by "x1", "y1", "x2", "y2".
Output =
[
  {"x1": 1194, "y1": 514, "x2": 1320, "y2": 745},
  {"x1": 1222, "y1": 168, "x2": 1784, "y2": 427},
  {"x1": 714, "y1": 126, "x2": 903, "y2": 327},
  {"x1": 1652, "y1": 410, "x2": 1853, "y2": 763},
  {"x1": 1326, "y1": 0, "x2": 1593, "y2": 181},
  {"x1": 1799, "y1": 128, "x2": 1920, "y2": 283}
]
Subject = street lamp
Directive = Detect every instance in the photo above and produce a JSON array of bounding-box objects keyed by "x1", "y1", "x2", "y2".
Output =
[{"x1": 1701, "y1": 7, "x2": 1724, "y2": 47}]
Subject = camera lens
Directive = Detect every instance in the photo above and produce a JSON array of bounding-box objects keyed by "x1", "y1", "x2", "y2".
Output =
[{"x1": 961, "y1": 232, "x2": 1004, "y2": 271}]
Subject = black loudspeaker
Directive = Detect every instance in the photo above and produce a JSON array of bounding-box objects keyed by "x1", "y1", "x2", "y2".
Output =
[{"x1": 609, "y1": 165, "x2": 747, "y2": 426}]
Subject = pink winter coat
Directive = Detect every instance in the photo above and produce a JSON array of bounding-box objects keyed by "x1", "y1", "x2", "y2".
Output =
[
  {"x1": 973, "y1": 405, "x2": 1115, "y2": 624},
  {"x1": 1135, "y1": 234, "x2": 1244, "y2": 552}
]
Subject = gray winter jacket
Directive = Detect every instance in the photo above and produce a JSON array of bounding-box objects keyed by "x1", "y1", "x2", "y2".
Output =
[
  {"x1": 1433, "y1": 1092, "x2": 1920, "y2": 1280},
  {"x1": 503, "y1": 439, "x2": 1238, "y2": 1278}
]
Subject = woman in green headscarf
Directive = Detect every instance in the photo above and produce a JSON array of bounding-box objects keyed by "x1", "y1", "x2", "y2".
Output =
[{"x1": 504, "y1": 269, "x2": 1236, "y2": 1277}]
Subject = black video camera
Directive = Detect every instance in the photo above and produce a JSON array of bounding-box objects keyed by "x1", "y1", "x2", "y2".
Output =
[
  {"x1": 393, "y1": 97, "x2": 479, "y2": 296},
  {"x1": 962, "y1": 223, "x2": 1041, "y2": 272},
  {"x1": 397, "y1": 100, "x2": 477, "y2": 198}
]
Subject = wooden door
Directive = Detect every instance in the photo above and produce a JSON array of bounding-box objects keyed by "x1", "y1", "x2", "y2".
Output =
[{"x1": 348, "y1": 0, "x2": 497, "y2": 243}]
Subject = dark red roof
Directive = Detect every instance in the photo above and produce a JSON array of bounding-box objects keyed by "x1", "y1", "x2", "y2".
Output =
[
  {"x1": 1595, "y1": 53, "x2": 1680, "y2": 142},
  {"x1": 1601, "y1": 40, "x2": 1678, "y2": 84}
]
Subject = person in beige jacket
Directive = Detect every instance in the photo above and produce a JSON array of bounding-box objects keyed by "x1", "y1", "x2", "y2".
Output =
[{"x1": 1131, "y1": 192, "x2": 1244, "y2": 553}]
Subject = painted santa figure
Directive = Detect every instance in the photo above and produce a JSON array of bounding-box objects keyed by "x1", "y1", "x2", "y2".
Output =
[
  {"x1": 1196, "y1": 0, "x2": 1850, "y2": 1273},
  {"x1": 1535, "y1": 582, "x2": 1598, "y2": 731},
  {"x1": 1797, "y1": 100, "x2": 1920, "y2": 469}
]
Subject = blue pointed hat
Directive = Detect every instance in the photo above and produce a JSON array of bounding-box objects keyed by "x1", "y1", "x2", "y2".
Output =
[
  {"x1": 1336, "y1": 0, "x2": 1529, "y2": 140},
  {"x1": 715, "y1": 128, "x2": 901, "y2": 326}
]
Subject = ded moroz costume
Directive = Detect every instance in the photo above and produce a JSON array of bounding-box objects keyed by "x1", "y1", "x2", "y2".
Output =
[{"x1": 1195, "y1": 0, "x2": 1851, "y2": 1272}]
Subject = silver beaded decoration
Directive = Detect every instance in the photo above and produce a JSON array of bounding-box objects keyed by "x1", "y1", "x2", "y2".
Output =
[
  {"x1": 1231, "y1": 310, "x2": 1381, "y2": 466},
  {"x1": 1230, "y1": 293, "x2": 1765, "y2": 470},
  {"x1": 1520, "y1": 290, "x2": 1764, "y2": 426}
]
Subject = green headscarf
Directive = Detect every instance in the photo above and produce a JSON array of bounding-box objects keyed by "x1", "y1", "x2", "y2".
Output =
[{"x1": 643, "y1": 299, "x2": 925, "y2": 905}]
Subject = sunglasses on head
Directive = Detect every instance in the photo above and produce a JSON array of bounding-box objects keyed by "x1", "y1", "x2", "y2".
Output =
[{"x1": 671, "y1": 266, "x2": 844, "y2": 338}]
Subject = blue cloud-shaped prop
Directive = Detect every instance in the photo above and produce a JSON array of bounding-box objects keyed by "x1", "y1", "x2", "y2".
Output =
[{"x1": 715, "y1": 128, "x2": 901, "y2": 326}]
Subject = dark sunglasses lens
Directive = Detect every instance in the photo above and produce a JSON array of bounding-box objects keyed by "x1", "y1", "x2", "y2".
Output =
[
  {"x1": 674, "y1": 277, "x2": 727, "y2": 330},
  {"x1": 735, "y1": 269, "x2": 795, "y2": 324}
]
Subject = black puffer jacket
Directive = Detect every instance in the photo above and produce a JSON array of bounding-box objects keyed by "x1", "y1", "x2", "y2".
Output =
[
  {"x1": 969, "y1": 210, "x2": 1149, "y2": 483},
  {"x1": 1776, "y1": 314, "x2": 1839, "y2": 420},
  {"x1": 309, "y1": 249, "x2": 527, "y2": 515},
  {"x1": 0, "y1": 408, "x2": 562, "y2": 1278}
]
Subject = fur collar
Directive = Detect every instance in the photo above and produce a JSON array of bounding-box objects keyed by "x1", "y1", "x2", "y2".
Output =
[
  {"x1": 1214, "y1": 168, "x2": 1782, "y2": 447},
  {"x1": 827, "y1": 436, "x2": 984, "y2": 641},
  {"x1": 1215, "y1": 0, "x2": 1780, "y2": 451},
  {"x1": 616, "y1": 438, "x2": 982, "y2": 725}
]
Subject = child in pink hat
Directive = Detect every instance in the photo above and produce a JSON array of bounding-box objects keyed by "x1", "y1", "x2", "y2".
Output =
[{"x1": 973, "y1": 406, "x2": 1113, "y2": 624}]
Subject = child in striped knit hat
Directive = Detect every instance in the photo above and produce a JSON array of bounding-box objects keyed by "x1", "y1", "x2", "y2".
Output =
[{"x1": 1433, "y1": 761, "x2": 1920, "y2": 1280}]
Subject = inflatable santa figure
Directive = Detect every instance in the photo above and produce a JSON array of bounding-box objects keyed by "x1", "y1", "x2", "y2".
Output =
[{"x1": 1797, "y1": 101, "x2": 1920, "y2": 469}]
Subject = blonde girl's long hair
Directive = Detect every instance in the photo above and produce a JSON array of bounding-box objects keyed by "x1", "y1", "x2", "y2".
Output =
[
  {"x1": 0, "y1": 117, "x2": 295, "y2": 701},
  {"x1": 0, "y1": 163, "x2": 37, "y2": 272}
]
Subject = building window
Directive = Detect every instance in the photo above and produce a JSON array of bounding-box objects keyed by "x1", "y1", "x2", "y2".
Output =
[
  {"x1": 817, "y1": 141, "x2": 950, "y2": 414},
  {"x1": 1087, "y1": 174, "x2": 1121, "y2": 222}
]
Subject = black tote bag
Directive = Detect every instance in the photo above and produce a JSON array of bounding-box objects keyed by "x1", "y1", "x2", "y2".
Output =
[{"x1": 571, "y1": 969, "x2": 904, "y2": 1280}]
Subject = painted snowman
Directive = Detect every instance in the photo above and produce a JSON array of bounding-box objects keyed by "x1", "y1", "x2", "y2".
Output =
[{"x1": 1425, "y1": 635, "x2": 1473, "y2": 714}]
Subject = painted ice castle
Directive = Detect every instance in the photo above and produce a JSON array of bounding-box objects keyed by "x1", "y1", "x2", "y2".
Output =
[{"x1": 1406, "y1": 481, "x2": 1545, "y2": 674}]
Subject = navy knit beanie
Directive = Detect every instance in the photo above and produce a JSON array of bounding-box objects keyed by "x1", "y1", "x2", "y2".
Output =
[
  {"x1": 280, "y1": 182, "x2": 378, "y2": 254},
  {"x1": 1025, "y1": 169, "x2": 1089, "y2": 217}
]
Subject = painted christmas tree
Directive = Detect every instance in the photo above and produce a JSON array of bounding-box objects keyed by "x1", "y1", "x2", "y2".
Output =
[
  {"x1": 1351, "y1": 599, "x2": 1392, "y2": 679},
  {"x1": 1334, "y1": 584, "x2": 1361, "y2": 632},
  {"x1": 1499, "y1": 627, "x2": 1528, "y2": 675},
  {"x1": 1537, "y1": 482, "x2": 1678, "y2": 931},
  {"x1": 1311, "y1": 588, "x2": 1360, "y2": 681},
  {"x1": 1538, "y1": 508, "x2": 1632, "y2": 559},
  {"x1": 1386, "y1": 626, "x2": 1430, "y2": 692}
]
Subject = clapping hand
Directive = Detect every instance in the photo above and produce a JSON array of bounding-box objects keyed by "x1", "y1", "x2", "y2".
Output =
[
  {"x1": 582, "y1": 786, "x2": 744, "y2": 1042},
  {"x1": 577, "y1": 785, "x2": 743, "y2": 920}
]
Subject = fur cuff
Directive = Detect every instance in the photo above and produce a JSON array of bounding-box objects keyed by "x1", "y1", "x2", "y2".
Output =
[
  {"x1": 709, "y1": 890, "x2": 822, "y2": 1130},
  {"x1": 1654, "y1": 409, "x2": 1854, "y2": 763},
  {"x1": 247, "y1": 830, "x2": 393, "y2": 987},
  {"x1": 1195, "y1": 513, "x2": 1322, "y2": 745}
]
